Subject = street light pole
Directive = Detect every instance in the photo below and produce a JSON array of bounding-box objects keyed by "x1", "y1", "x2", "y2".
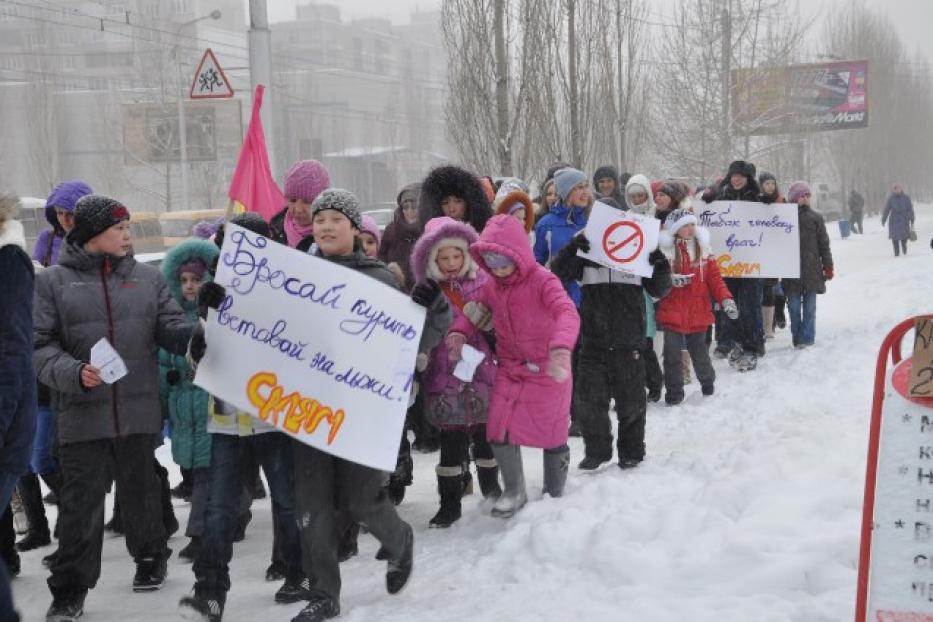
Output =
[
  {"x1": 173, "y1": 9, "x2": 221, "y2": 211},
  {"x1": 249, "y1": 0, "x2": 275, "y2": 177}
]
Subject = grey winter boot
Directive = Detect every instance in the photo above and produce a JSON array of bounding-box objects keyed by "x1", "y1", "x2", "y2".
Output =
[
  {"x1": 490, "y1": 444, "x2": 526, "y2": 518},
  {"x1": 762, "y1": 306, "x2": 775, "y2": 340},
  {"x1": 542, "y1": 445, "x2": 570, "y2": 498},
  {"x1": 475, "y1": 458, "x2": 502, "y2": 500}
]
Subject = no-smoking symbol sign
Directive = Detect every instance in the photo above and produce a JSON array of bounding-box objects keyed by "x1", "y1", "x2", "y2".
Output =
[{"x1": 601, "y1": 220, "x2": 644, "y2": 264}]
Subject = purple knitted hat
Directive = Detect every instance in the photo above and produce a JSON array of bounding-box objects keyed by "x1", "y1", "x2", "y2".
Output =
[
  {"x1": 359, "y1": 214, "x2": 382, "y2": 247},
  {"x1": 787, "y1": 181, "x2": 811, "y2": 204},
  {"x1": 284, "y1": 160, "x2": 330, "y2": 204}
]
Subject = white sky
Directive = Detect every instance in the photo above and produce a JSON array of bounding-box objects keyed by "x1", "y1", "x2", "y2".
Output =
[{"x1": 262, "y1": 0, "x2": 932, "y2": 63}]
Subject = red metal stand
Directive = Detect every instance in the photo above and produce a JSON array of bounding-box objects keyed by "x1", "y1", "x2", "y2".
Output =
[{"x1": 855, "y1": 315, "x2": 933, "y2": 622}]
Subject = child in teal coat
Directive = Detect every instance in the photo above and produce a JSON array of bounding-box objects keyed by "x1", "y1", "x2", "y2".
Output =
[{"x1": 160, "y1": 238, "x2": 219, "y2": 561}]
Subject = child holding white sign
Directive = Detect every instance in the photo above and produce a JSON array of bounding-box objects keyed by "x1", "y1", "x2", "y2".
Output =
[
  {"x1": 411, "y1": 216, "x2": 500, "y2": 528},
  {"x1": 291, "y1": 189, "x2": 416, "y2": 622},
  {"x1": 448, "y1": 215, "x2": 580, "y2": 518},
  {"x1": 656, "y1": 208, "x2": 738, "y2": 404}
]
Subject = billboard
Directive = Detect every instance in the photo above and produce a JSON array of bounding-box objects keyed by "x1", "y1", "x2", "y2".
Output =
[{"x1": 732, "y1": 60, "x2": 868, "y2": 135}]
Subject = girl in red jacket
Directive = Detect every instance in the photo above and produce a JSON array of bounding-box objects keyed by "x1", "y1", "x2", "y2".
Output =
[{"x1": 656, "y1": 208, "x2": 738, "y2": 404}]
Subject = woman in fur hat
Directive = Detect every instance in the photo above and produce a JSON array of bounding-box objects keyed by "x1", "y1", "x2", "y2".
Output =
[
  {"x1": 410, "y1": 217, "x2": 500, "y2": 528},
  {"x1": 418, "y1": 165, "x2": 494, "y2": 234}
]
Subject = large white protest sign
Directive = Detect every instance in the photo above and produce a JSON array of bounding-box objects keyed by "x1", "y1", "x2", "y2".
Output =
[
  {"x1": 578, "y1": 201, "x2": 660, "y2": 278},
  {"x1": 194, "y1": 224, "x2": 425, "y2": 471},
  {"x1": 692, "y1": 199, "x2": 800, "y2": 279}
]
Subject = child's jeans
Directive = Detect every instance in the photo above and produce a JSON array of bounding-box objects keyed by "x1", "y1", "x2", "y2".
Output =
[
  {"x1": 663, "y1": 329, "x2": 715, "y2": 401},
  {"x1": 787, "y1": 291, "x2": 817, "y2": 345}
]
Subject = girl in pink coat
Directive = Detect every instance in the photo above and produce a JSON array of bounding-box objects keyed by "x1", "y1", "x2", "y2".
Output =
[
  {"x1": 410, "y1": 217, "x2": 500, "y2": 528},
  {"x1": 448, "y1": 215, "x2": 580, "y2": 518}
]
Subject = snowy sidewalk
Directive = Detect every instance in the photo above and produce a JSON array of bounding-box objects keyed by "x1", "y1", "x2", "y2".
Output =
[{"x1": 13, "y1": 212, "x2": 932, "y2": 621}]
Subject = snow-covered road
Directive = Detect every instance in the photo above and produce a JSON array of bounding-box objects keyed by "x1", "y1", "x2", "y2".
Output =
[{"x1": 13, "y1": 211, "x2": 932, "y2": 621}]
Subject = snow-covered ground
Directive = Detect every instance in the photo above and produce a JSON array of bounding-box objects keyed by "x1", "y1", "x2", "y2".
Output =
[{"x1": 12, "y1": 211, "x2": 932, "y2": 622}]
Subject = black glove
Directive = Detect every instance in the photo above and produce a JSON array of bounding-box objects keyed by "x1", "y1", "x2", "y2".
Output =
[
  {"x1": 648, "y1": 249, "x2": 666, "y2": 266},
  {"x1": 411, "y1": 280, "x2": 441, "y2": 308},
  {"x1": 197, "y1": 282, "x2": 227, "y2": 319},
  {"x1": 760, "y1": 194, "x2": 774, "y2": 205},
  {"x1": 189, "y1": 322, "x2": 207, "y2": 363},
  {"x1": 166, "y1": 369, "x2": 181, "y2": 386},
  {"x1": 571, "y1": 233, "x2": 591, "y2": 254}
]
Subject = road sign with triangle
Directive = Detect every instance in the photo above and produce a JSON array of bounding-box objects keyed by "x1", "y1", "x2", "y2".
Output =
[{"x1": 190, "y1": 48, "x2": 234, "y2": 99}]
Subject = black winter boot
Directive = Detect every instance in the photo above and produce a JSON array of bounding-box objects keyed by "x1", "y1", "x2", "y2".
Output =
[
  {"x1": 475, "y1": 460, "x2": 502, "y2": 500},
  {"x1": 171, "y1": 467, "x2": 193, "y2": 501},
  {"x1": 132, "y1": 547, "x2": 172, "y2": 592},
  {"x1": 46, "y1": 587, "x2": 87, "y2": 622},
  {"x1": 291, "y1": 590, "x2": 339, "y2": 622},
  {"x1": 179, "y1": 586, "x2": 226, "y2": 622},
  {"x1": 429, "y1": 468, "x2": 463, "y2": 528},
  {"x1": 15, "y1": 473, "x2": 51, "y2": 551},
  {"x1": 386, "y1": 523, "x2": 414, "y2": 595},
  {"x1": 543, "y1": 445, "x2": 570, "y2": 498}
]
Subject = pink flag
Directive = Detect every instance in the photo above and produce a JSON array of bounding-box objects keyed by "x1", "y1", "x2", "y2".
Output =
[{"x1": 227, "y1": 85, "x2": 284, "y2": 220}]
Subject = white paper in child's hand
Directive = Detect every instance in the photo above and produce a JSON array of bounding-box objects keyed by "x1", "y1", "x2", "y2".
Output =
[
  {"x1": 453, "y1": 344, "x2": 486, "y2": 382},
  {"x1": 90, "y1": 338, "x2": 128, "y2": 384}
]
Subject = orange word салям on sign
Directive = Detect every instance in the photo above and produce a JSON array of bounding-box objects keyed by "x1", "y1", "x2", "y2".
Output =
[
  {"x1": 716, "y1": 254, "x2": 761, "y2": 278},
  {"x1": 246, "y1": 371, "x2": 345, "y2": 444}
]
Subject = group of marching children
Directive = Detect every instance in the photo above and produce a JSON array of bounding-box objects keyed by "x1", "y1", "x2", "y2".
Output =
[{"x1": 4, "y1": 156, "x2": 833, "y2": 622}]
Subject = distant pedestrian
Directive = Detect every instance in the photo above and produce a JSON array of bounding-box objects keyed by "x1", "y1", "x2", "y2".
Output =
[
  {"x1": 848, "y1": 189, "x2": 865, "y2": 234},
  {"x1": 881, "y1": 185, "x2": 915, "y2": 256}
]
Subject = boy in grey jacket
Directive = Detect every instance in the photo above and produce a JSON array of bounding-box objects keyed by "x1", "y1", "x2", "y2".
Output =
[{"x1": 33, "y1": 195, "x2": 192, "y2": 621}]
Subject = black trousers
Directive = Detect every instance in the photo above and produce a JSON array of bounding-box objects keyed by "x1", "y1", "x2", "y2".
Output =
[
  {"x1": 850, "y1": 214, "x2": 863, "y2": 234},
  {"x1": 48, "y1": 434, "x2": 166, "y2": 595},
  {"x1": 893, "y1": 239, "x2": 908, "y2": 256},
  {"x1": 643, "y1": 338, "x2": 663, "y2": 396},
  {"x1": 575, "y1": 346, "x2": 647, "y2": 462},
  {"x1": 294, "y1": 445, "x2": 408, "y2": 604},
  {"x1": 663, "y1": 330, "x2": 716, "y2": 400},
  {"x1": 438, "y1": 426, "x2": 493, "y2": 468}
]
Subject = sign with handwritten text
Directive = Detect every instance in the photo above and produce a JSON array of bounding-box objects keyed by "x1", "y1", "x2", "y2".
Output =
[
  {"x1": 194, "y1": 224, "x2": 425, "y2": 471},
  {"x1": 866, "y1": 359, "x2": 933, "y2": 620},
  {"x1": 692, "y1": 199, "x2": 800, "y2": 279}
]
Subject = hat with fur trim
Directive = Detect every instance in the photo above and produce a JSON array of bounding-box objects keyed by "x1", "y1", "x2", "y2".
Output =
[
  {"x1": 410, "y1": 216, "x2": 479, "y2": 284},
  {"x1": 493, "y1": 189, "x2": 535, "y2": 233}
]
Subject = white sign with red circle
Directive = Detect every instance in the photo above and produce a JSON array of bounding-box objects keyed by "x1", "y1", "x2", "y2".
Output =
[{"x1": 578, "y1": 201, "x2": 660, "y2": 278}]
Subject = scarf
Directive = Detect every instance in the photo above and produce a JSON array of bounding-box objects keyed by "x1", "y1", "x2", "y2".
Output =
[{"x1": 284, "y1": 210, "x2": 315, "y2": 248}]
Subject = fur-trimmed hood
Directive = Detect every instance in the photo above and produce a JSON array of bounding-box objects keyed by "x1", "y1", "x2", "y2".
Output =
[
  {"x1": 0, "y1": 218, "x2": 26, "y2": 251},
  {"x1": 161, "y1": 238, "x2": 219, "y2": 309},
  {"x1": 493, "y1": 190, "x2": 535, "y2": 233},
  {"x1": 471, "y1": 214, "x2": 536, "y2": 286},
  {"x1": 418, "y1": 165, "x2": 493, "y2": 233},
  {"x1": 410, "y1": 216, "x2": 479, "y2": 284}
]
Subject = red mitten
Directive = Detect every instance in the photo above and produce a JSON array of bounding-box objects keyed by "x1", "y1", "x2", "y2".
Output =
[
  {"x1": 546, "y1": 348, "x2": 572, "y2": 383},
  {"x1": 823, "y1": 266, "x2": 834, "y2": 280},
  {"x1": 446, "y1": 333, "x2": 467, "y2": 363}
]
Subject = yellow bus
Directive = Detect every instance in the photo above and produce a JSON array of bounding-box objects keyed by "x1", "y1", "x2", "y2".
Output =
[{"x1": 159, "y1": 209, "x2": 224, "y2": 248}]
